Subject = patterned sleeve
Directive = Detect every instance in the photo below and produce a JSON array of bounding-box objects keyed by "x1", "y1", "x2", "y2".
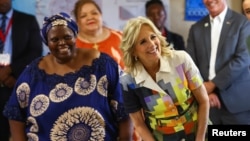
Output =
[
  {"x1": 106, "y1": 57, "x2": 129, "y2": 122},
  {"x1": 119, "y1": 73, "x2": 141, "y2": 114},
  {"x1": 3, "y1": 63, "x2": 34, "y2": 122},
  {"x1": 182, "y1": 51, "x2": 204, "y2": 90}
]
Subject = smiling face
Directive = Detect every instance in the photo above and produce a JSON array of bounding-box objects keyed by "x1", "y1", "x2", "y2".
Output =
[
  {"x1": 243, "y1": 0, "x2": 250, "y2": 20},
  {"x1": 133, "y1": 24, "x2": 161, "y2": 65},
  {"x1": 76, "y1": 2, "x2": 102, "y2": 33},
  {"x1": 203, "y1": 0, "x2": 227, "y2": 17},
  {"x1": 47, "y1": 25, "x2": 76, "y2": 64}
]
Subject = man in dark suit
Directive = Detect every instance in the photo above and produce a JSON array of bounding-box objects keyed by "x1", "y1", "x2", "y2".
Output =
[
  {"x1": 186, "y1": 0, "x2": 250, "y2": 125},
  {"x1": 145, "y1": 0, "x2": 185, "y2": 50},
  {"x1": 0, "y1": 0, "x2": 43, "y2": 140}
]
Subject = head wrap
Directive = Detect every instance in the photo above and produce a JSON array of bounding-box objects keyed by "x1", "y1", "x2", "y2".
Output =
[{"x1": 40, "y1": 12, "x2": 78, "y2": 45}]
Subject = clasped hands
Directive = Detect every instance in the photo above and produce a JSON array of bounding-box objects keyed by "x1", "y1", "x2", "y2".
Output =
[
  {"x1": 204, "y1": 81, "x2": 221, "y2": 109},
  {"x1": 0, "y1": 65, "x2": 16, "y2": 88}
]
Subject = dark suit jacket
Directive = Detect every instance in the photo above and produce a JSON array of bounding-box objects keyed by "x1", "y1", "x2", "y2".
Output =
[
  {"x1": 0, "y1": 10, "x2": 42, "y2": 140},
  {"x1": 186, "y1": 9, "x2": 250, "y2": 113},
  {"x1": 164, "y1": 28, "x2": 185, "y2": 50},
  {"x1": 10, "y1": 10, "x2": 43, "y2": 79}
]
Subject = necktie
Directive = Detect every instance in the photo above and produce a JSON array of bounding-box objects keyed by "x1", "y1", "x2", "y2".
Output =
[{"x1": 0, "y1": 15, "x2": 7, "y2": 53}]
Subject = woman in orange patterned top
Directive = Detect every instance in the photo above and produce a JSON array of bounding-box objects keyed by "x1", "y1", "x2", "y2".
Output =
[{"x1": 72, "y1": 0, "x2": 124, "y2": 69}]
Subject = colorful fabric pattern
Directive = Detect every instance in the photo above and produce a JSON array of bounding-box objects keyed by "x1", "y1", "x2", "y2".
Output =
[
  {"x1": 76, "y1": 28, "x2": 124, "y2": 69},
  {"x1": 3, "y1": 53, "x2": 127, "y2": 141},
  {"x1": 120, "y1": 51, "x2": 203, "y2": 141}
]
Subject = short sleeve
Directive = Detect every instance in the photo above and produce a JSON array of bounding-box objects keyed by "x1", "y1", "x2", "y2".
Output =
[
  {"x1": 3, "y1": 65, "x2": 34, "y2": 122},
  {"x1": 182, "y1": 51, "x2": 204, "y2": 90},
  {"x1": 120, "y1": 73, "x2": 141, "y2": 113}
]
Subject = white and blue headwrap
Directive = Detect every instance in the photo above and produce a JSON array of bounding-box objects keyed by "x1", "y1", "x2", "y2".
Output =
[{"x1": 40, "y1": 12, "x2": 78, "y2": 45}]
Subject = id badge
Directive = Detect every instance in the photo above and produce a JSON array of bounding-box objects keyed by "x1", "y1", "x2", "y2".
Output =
[{"x1": 0, "y1": 53, "x2": 10, "y2": 66}]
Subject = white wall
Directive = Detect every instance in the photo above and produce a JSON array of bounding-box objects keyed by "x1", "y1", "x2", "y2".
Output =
[{"x1": 13, "y1": 0, "x2": 243, "y2": 53}]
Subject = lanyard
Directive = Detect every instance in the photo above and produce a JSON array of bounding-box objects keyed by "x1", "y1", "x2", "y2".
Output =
[{"x1": 0, "y1": 17, "x2": 12, "y2": 43}]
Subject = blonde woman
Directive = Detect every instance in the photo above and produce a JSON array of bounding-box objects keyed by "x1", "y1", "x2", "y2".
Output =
[{"x1": 119, "y1": 16, "x2": 209, "y2": 141}]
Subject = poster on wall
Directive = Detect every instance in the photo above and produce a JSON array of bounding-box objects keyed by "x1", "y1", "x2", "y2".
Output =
[
  {"x1": 12, "y1": 0, "x2": 169, "y2": 54},
  {"x1": 13, "y1": 0, "x2": 168, "y2": 30},
  {"x1": 185, "y1": 0, "x2": 208, "y2": 21}
]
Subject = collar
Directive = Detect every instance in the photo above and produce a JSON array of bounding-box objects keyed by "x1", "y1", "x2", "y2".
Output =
[
  {"x1": 209, "y1": 6, "x2": 227, "y2": 23},
  {"x1": 1, "y1": 9, "x2": 13, "y2": 19},
  {"x1": 6, "y1": 9, "x2": 13, "y2": 19},
  {"x1": 134, "y1": 56, "x2": 170, "y2": 84}
]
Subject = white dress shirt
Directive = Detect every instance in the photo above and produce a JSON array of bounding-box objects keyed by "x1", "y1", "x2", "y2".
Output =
[{"x1": 209, "y1": 7, "x2": 227, "y2": 80}]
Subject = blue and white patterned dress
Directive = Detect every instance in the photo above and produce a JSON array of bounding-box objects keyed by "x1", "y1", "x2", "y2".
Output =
[{"x1": 3, "y1": 53, "x2": 128, "y2": 141}]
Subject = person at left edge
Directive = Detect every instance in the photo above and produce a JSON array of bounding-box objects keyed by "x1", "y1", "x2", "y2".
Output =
[
  {"x1": 3, "y1": 12, "x2": 132, "y2": 141},
  {"x1": 0, "y1": 0, "x2": 43, "y2": 140}
]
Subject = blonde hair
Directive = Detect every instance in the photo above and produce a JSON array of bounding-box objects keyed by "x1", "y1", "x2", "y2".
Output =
[{"x1": 120, "y1": 16, "x2": 172, "y2": 75}]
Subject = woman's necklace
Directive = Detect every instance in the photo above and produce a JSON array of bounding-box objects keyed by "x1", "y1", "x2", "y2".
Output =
[
  {"x1": 79, "y1": 29, "x2": 108, "y2": 50},
  {"x1": 93, "y1": 43, "x2": 99, "y2": 50},
  {"x1": 82, "y1": 36, "x2": 99, "y2": 50}
]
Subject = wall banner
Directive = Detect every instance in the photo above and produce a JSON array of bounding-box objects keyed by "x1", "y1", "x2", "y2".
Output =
[{"x1": 185, "y1": 0, "x2": 208, "y2": 21}]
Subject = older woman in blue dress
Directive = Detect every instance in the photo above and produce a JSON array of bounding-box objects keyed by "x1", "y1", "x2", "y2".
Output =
[{"x1": 3, "y1": 12, "x2": 132, "y2": 141}]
